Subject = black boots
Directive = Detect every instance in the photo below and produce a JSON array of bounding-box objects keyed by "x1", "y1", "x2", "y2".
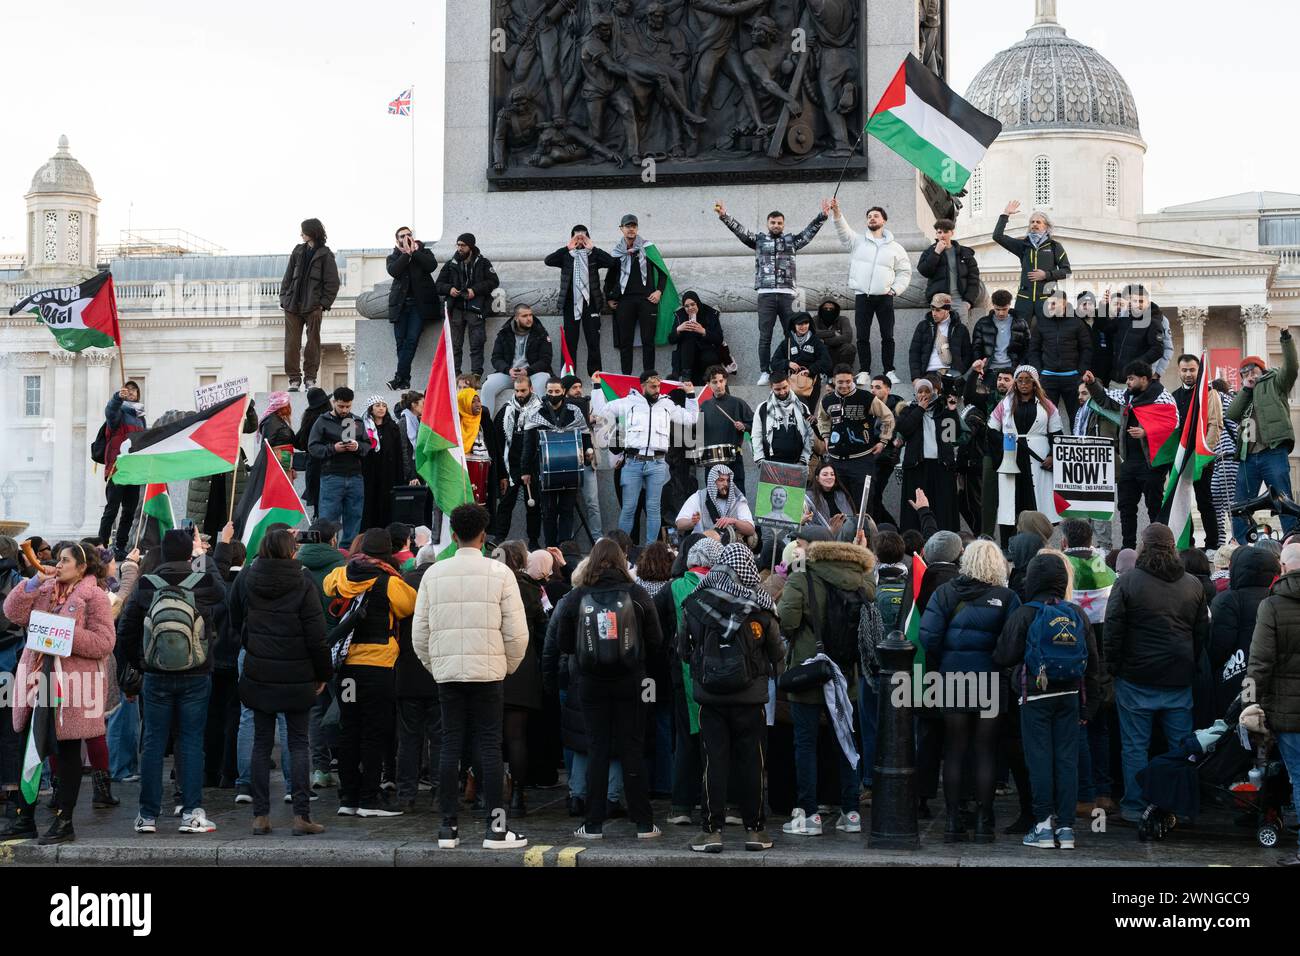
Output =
[
  {"x1": 974, "y1": 805, "x2": 996, "y2": 843},
  {"x1": 37, "y1": 809, "x2": 75, "y2": 846},
  {"x1": 509, "y1": 787, "x2": 527, "y2": 819},
  {"x1": 943, "y1": 804, "x2": 968, "y2": 843},
  {"x1": 1, "y1": 799, "x2": 38, "y2": 839},
  {"x1": 92, "y1": 770, "x2": 119, "y2": 808}
]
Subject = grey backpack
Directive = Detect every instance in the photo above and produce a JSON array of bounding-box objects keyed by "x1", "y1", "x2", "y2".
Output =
[{"x1": 142, "y1": 573, "x2": 208, "y2": 671}]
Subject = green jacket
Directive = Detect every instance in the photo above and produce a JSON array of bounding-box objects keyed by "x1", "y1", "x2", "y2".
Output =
[
  {"x1": 296, "y1": 542, "x2": 347, "y2": 623},
  {"x1": 1226, "y1": 330, "x2": 1297, "y2": 459},
  {"x1": 1247, "y1": 570, "x2": 1300, "y2": 733},
  {"x1": 777, "y1": 541, "x2": 874, "y2": 705}
]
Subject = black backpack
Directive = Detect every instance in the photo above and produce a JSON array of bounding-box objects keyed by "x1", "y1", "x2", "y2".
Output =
[
  {"x1": 821, "y1": 577, "x2": 869, "y2": 673},
  {"x1": 576, "y1": 588, "x2": 641, "y2": 677},
  {"x1": 689, "y1": 587, "x2": 769, "y2": 695},
  {"x1": 90, "y1": 422, "x2": 109, "y2": 465}
]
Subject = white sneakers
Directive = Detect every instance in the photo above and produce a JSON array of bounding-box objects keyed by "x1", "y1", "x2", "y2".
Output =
[
  {"x1": 886, "y1": 370, "x2": 901, "y2": 386},
  {"x1": 134, "y1": 816, "x2": 156, "y2": 834},
  {"x1": 337, "y1": 806, "x2": 358, "y2": 816},
  {"x1": 782, "y1": 809, "x2": 824, "y2": 836},
  {"x1": 178, "y1": 809, "x2": 217, "y2": 833},
  {"x1": 836, "y1": 811, "x2": 862, "y2": 833},
  {"x1": 356, "y1": 806, "x2": 403, "y2": 818},
  {"x1": 757, "y1": 372, "x2": 771, "y2": 386}
]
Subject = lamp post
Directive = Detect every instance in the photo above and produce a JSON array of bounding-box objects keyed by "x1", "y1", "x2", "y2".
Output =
[{"x1": 868, "y1": 631, "x2": 919, "y2": 849}]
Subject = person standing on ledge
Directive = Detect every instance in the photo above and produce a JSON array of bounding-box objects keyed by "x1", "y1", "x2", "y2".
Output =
[
  {"x1": 829, "y1": 198, "x2": 912, "y2": 384},
  {"x1": 279, "y1": 218, "x2": 340, "y2": 393},
  {"x1": 545, "y1": 225, "x2": 616, "y2": 377},
  {"x1": 605, "y1": 214, "x2": 667, "y2": 376},
  {"x1": 436, "y1": 233, "x2": 500, "y2": 380},
  {"x1": 993, "y1": 200, "x2": 1071, "y2": 323},
  {"x1": 385, "y1": 226, "x2": 439, "y2": 391},
  {"x1": 715, "y1": 199, "x2": 829, "y2": 386}
]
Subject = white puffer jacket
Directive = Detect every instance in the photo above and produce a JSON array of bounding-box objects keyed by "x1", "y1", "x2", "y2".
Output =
[
  {"x1": 833, "y1": 216, "x2": 912, "y2": 296},
  {"x1": 412, "y1": 547, "x2": 528, "y2": 683}
]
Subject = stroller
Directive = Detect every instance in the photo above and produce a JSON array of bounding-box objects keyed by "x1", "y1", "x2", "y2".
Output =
[{"x1": 1134, "y1": 695, "x2": 1292, "y2": 847}]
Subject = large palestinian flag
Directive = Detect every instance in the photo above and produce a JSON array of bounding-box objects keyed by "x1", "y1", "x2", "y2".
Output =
[
  {"x1": 8, "y1": 271, "x2": 121, "y2": 352},
  {"x1": 1156, "y1": 353, "x2": 1214, "y2": 548},
  {"x1": 234, "y1": 440, "x2": 307, "y2": 555},
  {"x1": 644, "y1": 243, "x2": 680, "y2": 345},
  {"x1": 414, "y1": 314, "x2": 474, "y2": 536},
  {"x1": 866, "y1": 54, "x2": 1002, "y2": 194},
  {"x1": 110, "y1": 394, "x2": 248, "y2": 485}
]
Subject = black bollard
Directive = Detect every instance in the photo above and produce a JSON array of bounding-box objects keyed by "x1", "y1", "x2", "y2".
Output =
[{"x1": 869, "y1": 631, "x2": 919, "y2": 849}]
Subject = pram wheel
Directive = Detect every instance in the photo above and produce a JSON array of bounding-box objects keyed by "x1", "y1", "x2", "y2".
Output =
[{"x1": 1257, "y1": 824, "x2": 1280, "y2": 848}]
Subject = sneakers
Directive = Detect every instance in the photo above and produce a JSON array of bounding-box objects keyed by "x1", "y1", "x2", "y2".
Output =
[
  {"x1": 782, "y1": 809, "x2": 823, "y2": 836},
  {"x1": 336, "y1": 806, "x2": 358, "y2": 816},
  {"x1": 119, "y1": 773, "x2": 141, "y2": 783},
  {"x1": 311, "y1": 770, "x2": 334, "y2": 790},
  {"x1": 573, "y1": 824, "x2": 604, "y2": 840},
  {"x1": 483, "y1": 828, "x2": 528, "y2": 850},
  {"x1": 304, "y1": 378, "x2": 317, "y2": 390},
  {"x1": 284, "y1": 792, "x2": 320, "y2": 802},
  {"x1": 724, "y1": 809, "x2": 743, "y2": 826},
  {"x1": 691, "y1": 830, "x2": 723, "y2": 853},
  {"x1": 636, "y1": 824, "x2": 663, "y2": 839},
  {"x1": 438, "y1": 824, "x2": 459, "y2": 848},
  {"x1": 886, "y1": 370, "x2": 900, "y2": 386},
  {"x1": 1055, "y1": 826, "x2": 1076, "y2": 849},
  {"x1": 288, "y1": 378, "x2": 302, "y2": 393},
  {"x1": 836, "y1": 811, "x2": 862, "y2": 833},
  {"x1": 855, "y1": 372, "x2": 873, "y2": 389},
  {"x1": 745, "y1": 828, "x2": 773, "y2": 851},
  {"x1": 178, "y1": 809, "x2": 217, "y2": 833},
  {"x1": 756, "y1": 372, "x2": 771, "y2": 386},
  {"x1": 234, "y1": 787, "x2": 253, "y2": 805},
  {"x1": 173, "y1": 805, "x2": 183, "y2": 817},
  {"x1": 1023, "y1": 820, "x2": 1057, "y2": 849},
  {"x1": 666, "y1": 811, "x2": 693, "y2": 826},
  {"x1": 133, "y1": 815, "x2": 157, "y2": 834},
  {"x1": 356, "y1": 806, "x2": 403, "y2": 818}
]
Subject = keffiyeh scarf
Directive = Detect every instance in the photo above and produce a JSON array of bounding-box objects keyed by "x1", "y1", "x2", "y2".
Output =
[{"x1": 611, "y1": 235, "x2": 649, "y2": 293}]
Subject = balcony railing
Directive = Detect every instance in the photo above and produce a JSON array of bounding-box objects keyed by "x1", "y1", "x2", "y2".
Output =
[
  {"x1": 0, "y1": 277, "x2": 359, "y2": 315},
  {"x1": 1263, "y1": 245, "x2": 1300, "y2": 275}
]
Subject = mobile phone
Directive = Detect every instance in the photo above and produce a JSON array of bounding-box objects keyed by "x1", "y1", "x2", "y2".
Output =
[{"x1": 180, "y1": 518, "x2": 195, "y2": 532}]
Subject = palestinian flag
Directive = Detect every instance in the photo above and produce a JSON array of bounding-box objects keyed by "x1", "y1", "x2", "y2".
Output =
[
  {"x1": 1130, "y1": 395, "x2": 1180, "y2": 466},
  {"x1": 900, "y1": 551, "x2": 928, "y2": 705},
  {"x1": 1065, "y1": 551, "x2": 1116, "y2": 625},
  {"x1": 8, "y1": 271, "x2": 121, "y2": 352},
  {"x1": 560, "y1": 331, "x2": 576, "y2": 377},
  {"x1": 590, "y1": 372, "x2": 712, "y2": 411},
  {"x1": 1052, "y1": 436, "x2": 1116, "y2": 522},
  {"x1": 644, "y1": 243, "x2": 680, "y2": 345},
  {"x1": 111, "y1": 394, "x2": 248, "y2": 485},
  {"x1": 866, "y1": 54, "x2": 1002, "y2": 194},
  {"x1": 415, "y1": 313, "x2": 475, "y2": 546},
  {"x1": 234, "y1": 441, "x2": 308, "y2": 555},
  {"x1": 141, "y1": 483, "x2": 175, "y2": 534},
  {"x1": 20, "y1": 656, "x2": 62, "y2": 803},
  {"x1": 1156, "y1": 353, "x2": 1214, "y2": 548}
]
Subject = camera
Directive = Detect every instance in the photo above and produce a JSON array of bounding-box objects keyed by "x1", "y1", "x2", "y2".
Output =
[
  {"x1": 939, "y1": 372, "x2": 964, "y2": 399},
  {"x1": 295, "y1": 530, "x2": 321, "y2": 545}
]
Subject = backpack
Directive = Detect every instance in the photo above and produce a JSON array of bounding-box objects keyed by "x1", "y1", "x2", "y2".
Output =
[
  {"x1": 821, "y1": 579, "x2": 869, "y2": 672},
  {"x1": 1023, "y1": 599, "x2": 1088, "y2": 691},
  {"x1": 90, "y1": 422, "x2": 109, "y2": 465},
  {"x1": 576, "y1": 588, "x2": 641, "y2": 678},
  {"x1": 692, "y1": 589, "x2": 767, "y2": 695},
  {"x1": 142, "y1": 573, "x2": 208, "y2": 672},
  {"x1": 875, "y1": 567, "x2": 908, "y2": 631}
]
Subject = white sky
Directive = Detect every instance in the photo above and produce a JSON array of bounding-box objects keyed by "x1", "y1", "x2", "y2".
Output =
[{"x1": 0, "y1": 0, "x2": 1293, "y2": 257}]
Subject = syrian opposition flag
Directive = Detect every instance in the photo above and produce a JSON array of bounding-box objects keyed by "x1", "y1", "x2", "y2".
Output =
[
  {"x1": 1065, "y1": 551, "x2": 1116, "y2": 625},
  {"x1": 866, "y1": 54, "x2": 1002, "y2": 194},
  {"x1": 8, "y1": 271, "x2": 121, "y2": 352},
  {"x1": 1156, "y1": 353, "x2": 1214, "y2": 548},
  {"x1": 20, "y1": 656, "x2": 62, "y2": 803},
  {"x1": 900, "y1": 551, "x2": 928, "y2": 705},
  {"x1": 234, "y1": 440, "x2": 308, "y2": 555},
  {"x1": 111, "y1": 394, "x2": 248, "y2": 485},
  {"x1": 415, "y1": 313, "x2": 475, "y2": 547}
]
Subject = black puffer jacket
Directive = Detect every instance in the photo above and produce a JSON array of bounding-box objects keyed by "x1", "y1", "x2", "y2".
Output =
[
  {"x1": 916, "y1": 240, "x2": 980, "y2": 305},
  {"x1": 970, "y1": 311, "x2": 1030, "y2": 369},
  {"x1": 490, "y1": 318, "x2": 554, "y2": 377},
  {"x1": 908, "y1": 314, "x2": 972, "y2": 381},
  {"x1": 503, "y1": 571, "x2": 546, "y2": 712},
  {"x1": 435, "y1": 250, "x2": 499, "y2": 315},
  {"x1": 1108, "y1": 310, "x2": 1165, "y2": 379},
  {"x1": 279, "y1": 243, "x2": 340, "y2": 313},
  {"x1": 1210, "y1": 546, "x2": 1280, "y2": 714},
  {"x1": 396, "y1": 562, "x2": 438, "y2": 699},
  {"x1": 1027, "y1": 313, "x2": 1092, "y2": 375},
  {"x1": 230, "y1": 557, "x2": 331, "y2": 713},
  {"x1": 1104, "y1": 550, "x2": 1209, "y2": 688},
  {"x1": 1247, "y1": 571, "x2": 1300, "y2": 733},
  {"x1": 386, "y1": 242, "x2": 440, "y2": 322}
]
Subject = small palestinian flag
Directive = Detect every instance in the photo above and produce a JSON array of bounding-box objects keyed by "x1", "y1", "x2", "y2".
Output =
[
  {"x1": 20, "y1": 656, "x2": 62, "y2": 803},
  {"x1": 590, "y1": 372, "x2": 712, "y2": 412},
  {"x1": 900, "y1": 551, "x2": 928, "y2": 706},
  {"x1": 141, "y1": 484, "x2": 175, "y2": 534},
  {"x1": 234, "y1": 441, "x2": 307, "y2": 555},
  {"x1": 8, "y1": 271, "x2": 121, "y2": 352},
  {"x1": 866, "y1": 54, "x2": 1002, "y2": 194},
  {"x1": 1156, "y1": 352, "x2": 1214, "y2": 549},
  {"x1": 111, "y1": 394, "x2": 248, "y2": 485},
  {"x1": 415, "y1": 312, "x2": 475, "y2": 549},
  {"x1": 1130, "y1": 396, "x2": 1179, "y2": 466}
]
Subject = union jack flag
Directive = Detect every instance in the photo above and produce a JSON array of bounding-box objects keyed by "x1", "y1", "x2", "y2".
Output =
[{"x1": 388, "y1": 87, "x2": 413, "y2": 116}]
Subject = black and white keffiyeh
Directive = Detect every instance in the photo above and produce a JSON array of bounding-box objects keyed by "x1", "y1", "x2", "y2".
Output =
[
  {"x1": 701, "y1": 542, "x2": 775, "y2": 613},
  {"x1": 701, "y1": 464, "x2": 746, "y2": 531},
  {"x1": 611, "y1": 235, "x2": 649, "y2": 292}
]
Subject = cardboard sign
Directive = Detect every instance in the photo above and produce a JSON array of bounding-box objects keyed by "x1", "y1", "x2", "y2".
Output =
[
  {"x1": 25, "y1": 610, "x2": 75, "y2": 658},
  {"x1": 754, "y1": 461, "x2": 807, "y2": 525},
  {"x1": 1052, "y1": 435, "x2": 1116, "y2": 520},
  {"x1": 194, "y1": 377, "x2": 250, "y2": 411}
]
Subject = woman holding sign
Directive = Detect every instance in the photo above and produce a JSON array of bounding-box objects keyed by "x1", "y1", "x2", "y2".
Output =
[
  {"x1": 2, "y1": 542, "x2": 116, "y2": 845},
  {"x1": 988, "y1": 366, "x2": 1063, "y2": 544}
]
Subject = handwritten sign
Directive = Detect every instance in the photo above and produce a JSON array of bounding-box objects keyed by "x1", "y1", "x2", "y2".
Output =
[
  {"x1": 26, "y1": 610, "x2": 75, "y2": 658},
  {"x1": 194, "y1": 377, "x2": 249, "y2": 411}
]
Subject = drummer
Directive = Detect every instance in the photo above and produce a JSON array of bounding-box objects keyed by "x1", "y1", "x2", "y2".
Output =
[
  {"x1": 521, "y1": 377, "x2": 592, "y2": 547},
  {"x1": 673, "y1": 464, "x2": 755, "y2": 546},
  {"x1": 458, "y1": 387, "x2": 497, "y2": 509},
  {"x1": 695, "y1": 365, "x2": 753, "y2": 495}
]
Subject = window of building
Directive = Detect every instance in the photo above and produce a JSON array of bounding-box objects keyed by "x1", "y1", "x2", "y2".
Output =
[
  {"x1": 1033, "y1": 155, "x2": 1053, "y2": 208},
  {"x1": 66, "y1": 211, "x2": 81, "y2": 262},
  {"x1": 44, "y1": 211, "x2": 58, "y2": 262},
  {"x1": 1104, "y1": 156, "x2": 1120, "y2": 210},
  {"x1": 23, "y1": 375, "x2": 42, "y2": 418},
  {"x1": 197, "y1": 374, "x2": 218, "y2": 389},
  {"x1": 1260, "y1": 216, "x2": 1300, "y2": 246},
  {"x1": 969, "y1": 165, "x2": 985, "y2": 216}
]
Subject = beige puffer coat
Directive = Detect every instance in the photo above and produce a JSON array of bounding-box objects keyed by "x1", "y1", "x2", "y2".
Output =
[{"x1": 411, "y1": 547, "x2": 528, "y2": 683}]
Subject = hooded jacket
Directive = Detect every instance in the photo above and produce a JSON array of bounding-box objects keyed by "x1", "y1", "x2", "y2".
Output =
[
  {"x1": 1247, "y1": 570, "x2": 1300, "y2": 733},
  {"x1": 1225, "y1": 330, "x2": 1298, "y2": 457},
  {"x1": 503, "y1": 570, "x2": 547, "y2": 711},
  {"x1": 490, "y1": 317, "x2": 555, "y2": 377},
  {"x1": 1210, "y1": 546, "x2": 1279, "y2": 715},
  {"x1": 550, "y1": 564, "x2": 663, "y2": 689},
  {"x1": 970, "y1": 311, "x2": 1030, "y2": 370},
  {"x1": 1103, "y1": 548, "x2": 1208, "y2": 687},
  {"x1": 296, "y1": 542, "x2": 346, "y2": 623},
  {"x1": 777, "y1": 541, "x2": 874, "y2": 704},
  {"x1": 992, "y1": 215, "x2": 1071, "y2": 307},
  {"x1": 921, "y1": 575, "x2": 1021, "y2": 677},
  {"x1": 909, "y1": 313, "x2": 973, "y2": 381},
  {"x1": 230, "y1": 557, "x2": 331, "y2": 713},
  {"x1": 1006, "y1": 532, "x2": 1046, "y2": 601},
  {"x1": 770, "y1": 326, "x2": 832, "y2": 381},
  {"x1": 680, "y1": 584, "x2": 783, "y2": 706},
  {"x1": 279, "y1": 243, "x2": 341, "y2": 313},
  {"x1": 104, "y1": 392, "x2": 147, "y2": 476},
  {"x1": 832, "y1": 217, "x2": 912, "y2": 296},
  {"x1": 322, "y1": 557, "x2": 418, "y2": 669},
  {"x1": 814, "y1": 303, "x2": 854, "y2": 357},
  {"x1": 668, "y1": 302, "x2": 725, "y2": 351}
]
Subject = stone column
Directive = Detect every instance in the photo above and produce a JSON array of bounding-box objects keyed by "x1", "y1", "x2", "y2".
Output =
[
  {"x1": 342, "y1": 343, "x2": 356, "y2": 385},
  {"x1": 49, "y1": 349, "x2": 78, "y2": 532},
  {"x1": 1242, "y1": 304, "x2": 1271, "y2": 359},
  {"x1": 1177, "y1": 306, "x2": 1208, "y2": 357},
  {"x1": 82, "y1": 349, "x2": 116, "y2": 534}
]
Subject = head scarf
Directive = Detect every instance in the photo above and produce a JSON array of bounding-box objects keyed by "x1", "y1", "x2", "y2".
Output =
[
  {"x1": 457, "y1": 388, "x2": 481, "y2": 455},
  {"x1": 702, "y1": 464, "x2": 746, "y2": 530},
  {"x1": 1115, "y1": 548, "x2": 1138, "y2": 574},
  {"x1": 363, "y1": 395, "x2": 387, "y2": 450},
  {"x1": 1013, "y1": 365, "x2": 1039, "y2": 383},
  {"x1": 686, "y1": 537, "x2": 724, "y2": 570},
  {"x1": 526, "y1": 549, "x2": 554, "y2": 581},
  {"x1": 702, "y1": 542, "x2": 775, "y2": 612},
  {"x1": 260, "y1": 391, "x2": 291, "y2": 425}
]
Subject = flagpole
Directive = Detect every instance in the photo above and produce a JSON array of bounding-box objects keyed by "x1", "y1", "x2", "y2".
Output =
[
  {"x1": 831, "y1": 129, "x2": 867, "y2": 201},
  {"x1": 410, "y1": 82, "x2": 416, "y2": 229}
]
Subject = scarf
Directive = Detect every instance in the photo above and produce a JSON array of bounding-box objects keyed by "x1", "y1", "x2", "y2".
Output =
[
  {"x1": 570, "y1": 246, "x2": 590, "y2": 316},
  {"x1": 761, "y1": 391, "x2": 809, "y2": 458},
  {"x1": 1028, "y1": 230, "x2": 1050, "y2": 249},
  {"x1": 699, "y1": 543, "x2": 775, "y2": 613},
  {"x1": 611, "y1": 235, "x2": 649, "y2": 292},
  {"x1": 501, "y1": 395, "x2": 541, "y2": 482},
  {"x1": 123, "y1": 399, "x2": 146, "y2": 419},
  {"x1": 260, "y1": 391, "x2": 291, "y2": 425},
  {"x1": 401, "y1": 407, "x2": 420, "y2": 444},
  {"x1": 457, "y1": 388, "x2": 481, "y2": 455},
  {"x1": 820, "y1": 654, "x2": 859, "y2": 768},
  {"x1": 701, "y1": 464, "x2": 746, "y2": 531}
]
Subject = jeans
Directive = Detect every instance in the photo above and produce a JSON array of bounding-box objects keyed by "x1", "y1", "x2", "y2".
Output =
[
  {"x1": 448, "y1": 306, "x2": 487, "y2": 375},
  {"x1": 854, "y1": 293, "x2": 896, "y2": 374},
  {"x1": 858, "y1": 676, "x2": 878, "y2": 787},
  {"x1": 614, "y1": 295, "x2": 656, "y2": 375},
  {"x1": 391, "y1": 298, "x2": 424, "y2": 383},
  {"x1": 699, "y1": 702, "x2": 767, "y2": 831},
  {"x1": 1115, "y1": 679, "x2": 1193, "y2": 821},
  {"x1": 309, "y1": 681, "x2": 335, "y2": 773},
  {"x1": 541, "y1": 489, "x2": 579, "y2": 547},
  {"x1": 581, "y1": 465, "x2": 603, "y2": 539},
  {"x1": 396, "y1": 695, "x2": 441, "y2": 803},
  {"x1": 139, "y1": 673, "x2": 211, "y2": 819},
  {"x1": 236, "y1": 650, "x2": 290, "y2": 788},
  {"x1": 337, "y1": 664, "x2": 396, "y2": 809},
  {"x1": 1086, "y1": 705, "x2": 1112, "y2": 798},
  {"x1": 757, "y1": 293, "x2": 794, "y2": 374},
  {"x1": 619, "y1": 457, "x2": 669, "y2": 545},
  {"x1": 1276, "y1": 732, "x2": 1300, "y2": 848},
  {"x1": 318, "y1": 473, "x2": 364, "y2": 545},
  {"x1": 1233, "y1": 445, "x2": 1297, "y2": 543},
  {"x1": 98, "y1": 480, "x2": 141, "y2": 554},
  {"x1": 283, "y1": 307, "x2": 323, "y2": 381},
  {"x1": 791, "y1": 699, "x2": 859, "y2": 816},
  {"x1": 481, "y1": 372, "x2": 552, "y2": 418},
  {"x1": 569, "y1": 752, "x2": 624, "y2": 802},
  {"x1": 251, "y1": 709, "x2": 311, "y2": 818},
  {"x1": 107, "y1": 698, "x2": 140, "y2": 780},
  {"x1": 578, "y1": 677, "x2": 652, "y2": 830},
  {"x1": 1020, "y1": 694, "x2": 1080, "y2": 827},
  {"x1": 438, "y1": 681, "x2": 506, "y2": 828}
]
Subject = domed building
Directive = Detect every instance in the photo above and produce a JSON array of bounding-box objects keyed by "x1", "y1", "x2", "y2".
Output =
[{"x1": 22, "y1": 135, "x2": 100, "y2": 282}]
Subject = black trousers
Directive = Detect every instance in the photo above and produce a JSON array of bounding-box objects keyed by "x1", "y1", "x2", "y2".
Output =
[
  {"x1": 870, "y1": 458, "x2": 900, "y2": 527},
  {"x1": 699, "y1": 702, "x2": 767, "y2": 832},
  {"x1": 579, "y1": 677, "x2": 652, "y2": 830},
  {"x1": 541, "y1": 488, "x2": 578, "y2": 547},
  {"x1": 1193, "y1": 461, "x2": 1220, "y2": 549},
  {"x1": 958, "y1": 462, "x2": 984, "y2": 536},
  {"x1": 615, "y1": 295, "x2": 657, "y2": 375},
  {"x1": 670, "y1": 681, "x2": 702, "y2": 811},
  {"x1": 437, "y1": 681, "x2": 505, "y2": 828},
  {"x1": 562, "y1": 303, "x2": 603, "y2": 376},
  {"x1": 204, "y1": 669, "x2": 240, "y2": 786},
  {"x1": 54, "y1": 738, "x2": 85, "y2": 816},
  {"x1": 98, "y1": 480, "x2": 141, "y2": 552},
  {"x1": 675, "y1": 335, "x2": 721, "y2": 385},
  {"x1": 336, "y1": 665, "x2": 395, "y2": 809},
  {"x1": 854, "y1": 293, "x2": 896, "y2": 374},
  {"x1": 251, "y1": 708, "x2": 311, "y2": 817},
  {"x1": 1041, "y1": 373, "x2": 1080, "y2": 434},
  {"x1": 396, "y1": 695, "x2": 441, "y2": 803},
  {"x1": 1118, "y1": 458, "x2": 1166, "y2": 550},
  {"x1": 491, "y1": 479, "x2": 541, "y2": 546},
  {"x1": 826, "y1": 454, "x2": 875, "y2": 516}
]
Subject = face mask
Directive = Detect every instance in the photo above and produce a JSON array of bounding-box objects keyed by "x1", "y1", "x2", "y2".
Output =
[{"x1": 549, "y1": 395, "x2": 565, "y2": 408}]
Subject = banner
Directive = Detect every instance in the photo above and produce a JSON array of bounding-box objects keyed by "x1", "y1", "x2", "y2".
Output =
[
  {"x1": 194, "y1": 376, "x2": 250, "y2": 411},
  {"x1": 754, "y1": 461, "x2": 806, "y2": 525},
  {"x1": 25, "y1": 610, "x2": 75, "y2": 658},
  {"x1": 1052, "y1": 435, "x2": 1115, "y2": 521}
]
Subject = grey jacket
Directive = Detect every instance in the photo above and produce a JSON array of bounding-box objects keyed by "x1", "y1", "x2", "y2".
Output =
[{"x1": 721, "y1": 212, "x2": 827, "y2": 292}]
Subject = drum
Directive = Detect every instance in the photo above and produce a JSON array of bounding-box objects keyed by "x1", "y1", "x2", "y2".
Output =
[
  {"x1": 539, "y1": 430, "x2": 583, "y2": 492},
  {"x1": 467, "y1": 460, "x2": 491, "y2": 505},
  {"x1": 700, "y1": 444, "x2": 737, "y2": 467}
]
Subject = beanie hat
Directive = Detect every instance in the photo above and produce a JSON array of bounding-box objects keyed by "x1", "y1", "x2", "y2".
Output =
[
  {"x1": 1240, "y1": 355, "x2": 1266, "y2": 372},
  {"x1": 923, "y1": 530, "x2": 963, "y2": 565},
  {"x1": 457, "y1": 232, "x2": 477, "y2": 248},
  {"x1": 161, "y1": 529, "x2": 192, "y2": 564},
  {"x1": 360, "y1": 528, "x2": 394, "y2": 561}
]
